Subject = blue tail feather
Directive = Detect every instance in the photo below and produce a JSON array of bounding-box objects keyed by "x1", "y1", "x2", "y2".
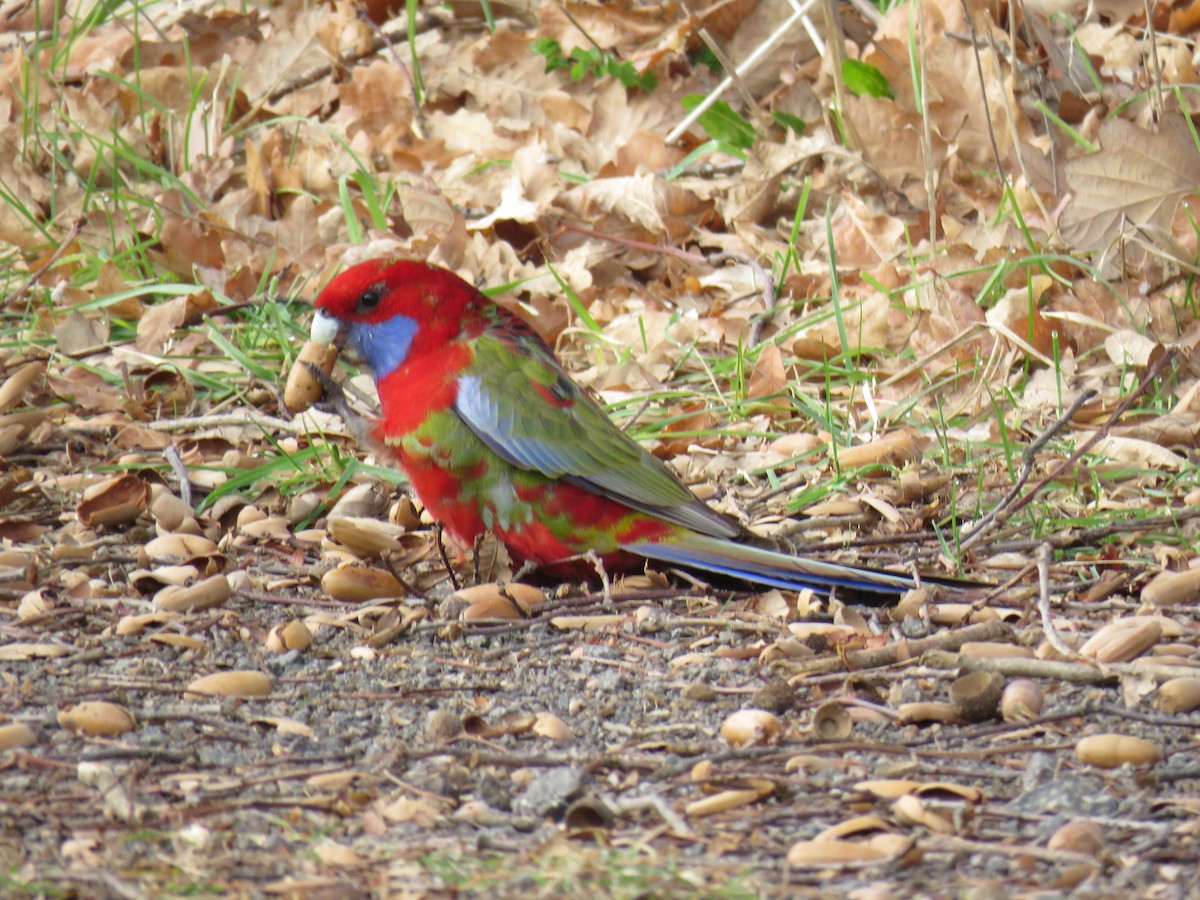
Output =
[{"x1": 625, "y1": 532, "x2": 966, "y2": 596}]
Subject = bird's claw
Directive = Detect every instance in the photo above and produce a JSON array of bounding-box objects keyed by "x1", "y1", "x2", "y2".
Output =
[{"x1": 304, "y1": 361, "x2": 354, "y2": 421}]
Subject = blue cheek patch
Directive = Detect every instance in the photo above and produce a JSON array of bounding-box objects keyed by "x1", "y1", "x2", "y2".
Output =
[{"x1": 350, "y1": 315, "x2": 418, "y2": 377}]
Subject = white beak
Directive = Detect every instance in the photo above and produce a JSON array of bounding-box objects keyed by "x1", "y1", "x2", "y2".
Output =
[{"x1": 310, "y1": 310, "x2": 341, "y2": 346}]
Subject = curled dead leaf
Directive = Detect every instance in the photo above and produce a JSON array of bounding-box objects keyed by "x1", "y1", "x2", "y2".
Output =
[
  {"x1": 1154, "y1": 677, "x2": 1200, "y2": 713},
  {"x1": 1079, "y1": 618, "x2": 1161, "y2": 663},
  {"x1": 327, "y1": 515, "x2": 406, "y2": 558},
  {"x1": 564, "y1": 796, "x2": 616, "y2": 831},
  {"x1": 1075, "y1": 734, "x2": 1161, "y2": 769},
  {"x1": 321, "y1": 563, "x2": 404, "y2": 602},
  {"x1": 58, "y1": 701, "x2": 136, "y2": 736},
  {"x1": 896, "y1": 702, "x2": 958, "y2": 724},
  {"x1": 1048, "y1": 819, "x2": 1104, "y2": 855},
  {"x1": 0, "y1": 362, "x2": 45, "y2": 413},
  {"x1": 78, "y1": 474, "x2": 151, "y2": 528},
  {"x1": 144, "y1": 533, "x2": 220, "y2": 563},
  {"x1": 786, "y1": 834, "x2": 914, "y2": 868},
  {"x1": 892, "y1": 794, "x2": 954, "y2": 834},
  {"x1": 457, "y1": 582, "x2": 539, "y2": 621},
  {"x1": 147, "y1": 634, "x2": 206, "y2": 651},
  {"x1": 0, "y1": 722, "x2": 38, "y2": 750},
  {"x1": 685, "y1": 789, "x2": 766, "y2": 818},
  {"x1": 1141, "y1": 568, "x2": 1200, "y2": 607},
  {"x1": 814, "y1": 815, "x2": 892, "y2": 842},
  {"x1": 266, "y1": 620, "x2": 313, "y2": 653},
  {"x1": 532, "y1": 712, "x2": 573, "y2": 742},
  {"x1": 187, "y1": 670, "x2": 274, "y2": 697},
  {"x1": 154, "y1": 574, "x2": 231, "y2": 613}
]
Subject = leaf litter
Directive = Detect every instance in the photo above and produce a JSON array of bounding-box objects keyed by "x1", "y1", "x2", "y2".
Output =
[{"x1": 2, "y1": 0, "x2": 1200, "y2": 895}]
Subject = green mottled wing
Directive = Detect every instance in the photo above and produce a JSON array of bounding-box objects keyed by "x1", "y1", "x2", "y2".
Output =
[{"x1": 454, "y1": 326, "x2": 743, "y2": 540}]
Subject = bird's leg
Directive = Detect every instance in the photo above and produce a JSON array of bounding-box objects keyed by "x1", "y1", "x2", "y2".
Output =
[
  {"x1": 511, "y1": 559, "x2": 540, "y2": 582},
  {"x1": 434, "y1": 522, "x2": 461, "y2": 591},
  {"x1": 304, "y1": 362, "x2": 372, "y2": 444},
  {"x1": 584, "y1": 550, "x2": 612, "y2": 605},
  {"x1": 304, "y1": 361, "x2": 350, "y2": 417}
]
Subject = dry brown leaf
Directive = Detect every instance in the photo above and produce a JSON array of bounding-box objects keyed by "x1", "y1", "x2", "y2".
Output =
[{"x1": 1061, "y1": 118, "x2": 1200, "y2": 263}]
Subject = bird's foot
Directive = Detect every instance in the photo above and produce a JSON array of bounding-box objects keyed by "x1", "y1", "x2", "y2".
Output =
[
  {"x1": 304, "y1": 362, "x2": 373, "y2": 444},
  {"x1": 584, "y1": 550, "x2": 612, "y2": 605}
]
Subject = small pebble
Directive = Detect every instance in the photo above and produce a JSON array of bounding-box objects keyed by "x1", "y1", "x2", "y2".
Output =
[
  {"x1": 752, "y1": 680, "x2": 796, "y2": 714},
  {"x1": 682, "y1": 683, "x2": 717, "y2": 703}
]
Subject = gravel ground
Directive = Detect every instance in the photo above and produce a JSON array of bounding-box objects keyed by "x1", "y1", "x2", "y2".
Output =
[{"x1": 3, "y1": 535, "x2": 1198, "y2": 898}]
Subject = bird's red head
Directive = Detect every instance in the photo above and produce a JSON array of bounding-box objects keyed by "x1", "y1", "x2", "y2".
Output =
[{"x1": 311, "y1": 258, "x2": 487, "y2": 379}]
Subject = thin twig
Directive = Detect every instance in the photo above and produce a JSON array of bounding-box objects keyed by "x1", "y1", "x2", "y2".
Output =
[
  {"x1": 1036, "y1": 542, "x2": 1076, "y2": 658},
  {"x1": 958, "y1": 388, "x2": 1095, "y2": 553},
  {"x1": 162, "y1": 444, "x2": 192, "y2": 508}
]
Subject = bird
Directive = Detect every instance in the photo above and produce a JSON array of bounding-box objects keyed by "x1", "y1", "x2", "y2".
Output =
[{"x1": 306, "y1": 257, "x2": 971, "y2": 598}]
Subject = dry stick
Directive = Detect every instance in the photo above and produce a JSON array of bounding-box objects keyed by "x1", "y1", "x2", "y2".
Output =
[
  {"x1": 1143, "y1": 0, "x2": 1165, "y2": 122},
  {"x1": 957, "y1": 387, "x2": 1096, "y2": 554},
  {"x1": 707, "y1": 252, "x2": 777, "y2": 347},
  {"x1": 259, "y1": 14, "x2": 429, "y2": 109},
  {"x1": 779, "y1": 618, "x2": 1014, "y2": 678},
  {"x1": 925, "y1": 835, "x2": 1099, "y2": 867},
  {"x1": 380, "y1": 549, "x2": 426, "y2": 602},
  {"x1": 433, "y1": 522, "x2": 460, "y2": 592},
  {"x1": 361, "y1": 8, "x2": 427, "y2": 140},
  {"x1": 146, "y1": 412, "x2": 304, "y2": 433},
  {"x1": 916, "y1": 0, "x2": 937, "y2": 244},
  {"x1": 4, "y1": 218, "x2": 84, "y2": 310},
  {"x1": 689, "y1": 17, "x2": 768, "y2": 133},
  {"x1": 557, "y1": 221, "x2": 706, "y2": 264},
  {"x1": 923, "y1": 649, "x2": 1200, "y2": 685},
  {"x1": 1036, "y1": 541, "x2": 1076, "y2": 657},
  {"x1": 980, "y1": 505, "x2": 1200, "y2": 554},
  {"x1": 162, "y1": 444, "x2": 192, "y2": 509},
  {"x1": 1007, "y1": 347, "x2": 1176, "y2": 520},
  {"x1": 820, "y1": 0, "x2": 859, "y2": 151}
]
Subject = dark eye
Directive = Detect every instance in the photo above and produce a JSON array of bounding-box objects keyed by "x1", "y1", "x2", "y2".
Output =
[{"x1": 358, "y1": 289, "x2": 381, "y2": 312}]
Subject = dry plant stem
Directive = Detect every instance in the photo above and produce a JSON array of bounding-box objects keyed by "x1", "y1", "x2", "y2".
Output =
[
  {"x1": 957, "y1": 0, "x2": 1006, "y2": 192},
  {"x1": 926, "y1": 649, "x2": 1200, "y2": 684},
  {"x1": 610, "y1": 794, "x2": 692, "y2": 836},
  {"x1": 690, "y1": 19, "x2": 766, "y2": 131},
  {"x1": 146, "y1": 412, "x2": 305, "y2": 434},
  {"x1": 161, "y1": 444, "x2": 192, "y2": 508},
  {"x1": 1143, "y1": 0, "x2": 1165, "y2": 119},
  {"x1": 1036, "y1": 541, "x2": 1076, "y2": 657},
  {"x1": 261, "y1": 14, "x2": 430, "y2": 108},
  {"x1": 958, "y1": 388, "x2": 1096, "y2": 553},
  {"x1": 972, "y1": 559, "x2": 1037, "y2": 612},
  {"x1": 706, "y1": 252, "x2": 776, "y2": 345},
  {"x1": 380, "y1": 549, "x2": 426, "y2": 601},
  {"x1": 4, "y1": 218, "x2": 83, "y2": 310},
  {"x1": 917, "y1": 0, "x2": 937, "y2": 244},
  {"x1": 362, "y1": 9, "x2": 426, "y2": 139},
  {"x1": 878, "y1": 320, "x2": 989, "y2": 389},
  {"x1": 820, "y1": 0, "x2": 859, "y2": 151},
  {"x1": 976, "y1": 506, "x2": 1200, "y2": 561},
  {"x1": 780, "y1": 619, "x2": 1013, "y2": 678},
  {"x1": 926, "y1": 835, "x2": 1099, "y2": 867},
  {"x1": 557, "y1": 221, "x2": 706, "y2": 264},
  {"x1": 1004, "y1": 347, "x2": 1175, "y2": 520},
  {"x1": 433, "y1": 523, "x2": 460, "y2": 591}
]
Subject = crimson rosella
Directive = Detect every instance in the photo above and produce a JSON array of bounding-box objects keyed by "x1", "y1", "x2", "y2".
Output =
[{"x1": 308, "y1": 258, "x2": 968, "y2": 596}]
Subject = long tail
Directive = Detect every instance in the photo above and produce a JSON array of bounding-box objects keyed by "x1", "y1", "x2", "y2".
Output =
[{"x1": 624, "y1": 531, "x2": 975, "y2": 597}]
